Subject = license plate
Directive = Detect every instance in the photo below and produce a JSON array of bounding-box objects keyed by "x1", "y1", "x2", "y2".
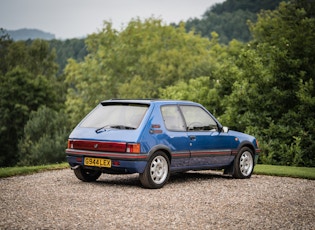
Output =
[{"x1": 84, "y1": 157, "x2": 111, "y2": 168}]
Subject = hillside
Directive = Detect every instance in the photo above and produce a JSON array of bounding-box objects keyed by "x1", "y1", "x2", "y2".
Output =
[
  {"x1": 5, "y1": 28, "x2": 55, "y2": 41},
  {"x1": 184, "y1": 0, "x2": 287, "y2": 43}
]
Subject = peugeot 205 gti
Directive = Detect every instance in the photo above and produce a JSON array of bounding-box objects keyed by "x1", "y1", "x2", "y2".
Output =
[{"x1": 66, "y1": 99, "x2": 260, "y2": 189}]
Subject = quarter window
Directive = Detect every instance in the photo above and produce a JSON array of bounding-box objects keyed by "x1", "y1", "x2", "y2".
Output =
[{"x1": 161, "y1": 105, "x2": 186, "y2": 131}]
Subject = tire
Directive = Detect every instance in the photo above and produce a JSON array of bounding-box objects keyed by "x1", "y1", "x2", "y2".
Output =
[
  {"x1": 139, "y1": 151, "x2": 170, "y2": 189},
  {"x1": 73, "y1": 167, "x2": 102, "y2": 182},
  {"x1": 232, "y1": 147, "x2": 254, "y2": 179}
]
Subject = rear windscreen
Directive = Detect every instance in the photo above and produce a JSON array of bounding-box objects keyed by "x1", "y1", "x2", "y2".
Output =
[{"x1": 80, "y1": 104, "x2": 149, "y2": 129}]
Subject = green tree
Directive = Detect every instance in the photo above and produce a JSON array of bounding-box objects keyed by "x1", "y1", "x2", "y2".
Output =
[
  {"x1": 160, "y1": 76, "x2": 221, "y2": 114},
  {"x1": 118, "y1": 75, "x2": 154, "y2": 99},
  {"x1": 0, "y1": 28, "x2": 13, "y2": 74},
  {"x1": 0, "y1": 39, "x2": 60, "y2": 166},
  {"x1": 221, "y1": 1, "x2": 315, "y2": 166},
  {"x1": 65, "y1": 19, "x2": 217, "y2": 127},
  {"x1": 4, "y1": 40, "x2": 58, "y2": 78},
  {"x1": 186, "y1": 10, "x2": 256, "y2": 44},
  {"x1": 18, "y1": 106, "x2": 69, "y2": 166},
  {"x1": 183, "y1": 0, "x2": 285, "y2": 44},
  {"x1": 210, "y1": 0, "x2": 285, "y2": 14},
  {"x1": 49, "y1": 38, "x2": 87, "y2": 76}
]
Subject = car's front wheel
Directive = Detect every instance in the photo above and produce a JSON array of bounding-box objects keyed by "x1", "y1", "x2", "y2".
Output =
[
  {"x1": 233, "y1": 147, "x2": 254, "y2": 179},
  {"x1": 73, "y1": 167, "x2": 102, "y2": 182},
  {"x1": 139, "y1": 151, "x2": 170, "y2": 189}
]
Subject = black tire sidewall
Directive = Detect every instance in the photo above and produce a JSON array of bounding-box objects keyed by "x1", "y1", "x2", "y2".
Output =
[
  {"x1": 233, "y1": 147, "x2": 254, "y2": 179},
  {"x1": 140, "y1": 151, "x2": 170, "y2": 189},
  {"x1": 74, "y1": 167, "x2": 102, "y2": 182}
]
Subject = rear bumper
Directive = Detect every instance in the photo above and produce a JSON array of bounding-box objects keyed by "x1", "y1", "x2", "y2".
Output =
[
  {"x1": 66, "y1": 150, "x2": 147, "y2": 174},
  {"x1": 66, "y1": 148, "x2": 147, "y2": 160}
]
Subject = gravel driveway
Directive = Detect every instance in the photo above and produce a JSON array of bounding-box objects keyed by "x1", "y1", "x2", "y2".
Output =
[{"x1": 0, "y1": 169, "x2": 314, "y2": 229}]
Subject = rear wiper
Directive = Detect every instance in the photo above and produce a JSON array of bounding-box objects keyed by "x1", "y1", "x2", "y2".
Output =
[
  {"x1": 110, "y1": 125, "x2": 136, "y2": 130},
  {"x1": 95, "y1": 125, "x2": 135, "y2": 133},
  {"x1": 95, "y1": 125, "x2": 111, "y2": 133}
]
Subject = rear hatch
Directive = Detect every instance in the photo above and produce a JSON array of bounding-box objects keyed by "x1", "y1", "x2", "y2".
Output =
[{"x1": 69, "y1": 101, "x2": 151, "y2": 143}]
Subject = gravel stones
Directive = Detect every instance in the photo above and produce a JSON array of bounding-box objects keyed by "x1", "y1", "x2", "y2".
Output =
[{"x1": 0, "y1": 169, "x2": 314, "y2": 229}]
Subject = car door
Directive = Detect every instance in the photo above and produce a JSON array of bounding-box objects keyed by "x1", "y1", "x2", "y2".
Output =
[
  {"x1": 179, "y1": 105, "x2": 234, "y2": 167},
  {"x1": 160, "y1": 105, "x2": 190, "y2": 169}
]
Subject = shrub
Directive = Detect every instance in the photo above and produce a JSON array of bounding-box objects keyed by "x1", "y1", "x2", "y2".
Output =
[{"x1": 18, "y1": 106, "x2": 70, "y2": 166}]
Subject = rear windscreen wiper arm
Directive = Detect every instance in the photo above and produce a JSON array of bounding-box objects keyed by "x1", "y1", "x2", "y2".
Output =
[
  {"x1": 95, "y1": 125, "x2": 135, "y2": 133},
  {"x1": 110, "y1": 125, "x2": 136, "y2": 130},
  {"x1": 95, "y1": 125, "x2": 111, "y2": 133}
]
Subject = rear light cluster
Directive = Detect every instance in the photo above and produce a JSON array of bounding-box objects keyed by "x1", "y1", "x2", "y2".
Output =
[
  {"x1": 126, "y1": 143, "x2": 141, "y2": 153},
  {"x1": 68, "y1": 140, "x2": 140, "y2": 154}
]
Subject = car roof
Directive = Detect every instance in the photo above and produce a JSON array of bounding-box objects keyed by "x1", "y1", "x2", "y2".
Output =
[{"x1": 101, "y1": 99, "x2": 198, "y2": 106}]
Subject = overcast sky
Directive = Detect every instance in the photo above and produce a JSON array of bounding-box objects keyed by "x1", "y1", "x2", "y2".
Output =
[{"x1": 1, "y1": 0, "x2": 224, "y2": 39}]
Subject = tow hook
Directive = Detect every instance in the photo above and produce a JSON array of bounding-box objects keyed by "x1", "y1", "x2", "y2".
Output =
[{"x1": 71, "y1": 165, "x2": 80, "y2": 170}]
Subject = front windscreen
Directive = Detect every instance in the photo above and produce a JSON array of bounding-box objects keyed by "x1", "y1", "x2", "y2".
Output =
[{"x1": 80, "y1": 103, "x2": 149, "y2": 129}]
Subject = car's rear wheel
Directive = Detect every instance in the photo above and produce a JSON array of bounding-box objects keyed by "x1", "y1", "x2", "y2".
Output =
[
  {"x1": 73, "y1": 167, "x2": 102, "y2": 182},
  {"x1": 233, "y1": 147, "x2": 254, "y2": 179},
  {"x1": 139, "y1": 151, "x2": 170, "y2": 189}
]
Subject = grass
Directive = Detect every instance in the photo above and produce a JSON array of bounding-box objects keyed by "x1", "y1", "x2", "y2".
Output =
[
  {"x1": 254, "y1": 164, "x2": 315, "y2": 180},
  {"x1": 0, "y1": 163, "x2": 314, "y2": 180},
  {"x1": 0, "y1": 162, "x2": 69, "y2": 178}
]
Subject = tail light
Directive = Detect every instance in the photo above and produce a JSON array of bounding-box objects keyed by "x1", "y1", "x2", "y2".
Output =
[
  {"x1": 68, "y1": 140, "x2": 73, "y2": 149},
  {"x1": 126, "y1": 143, "x2": 141, "y2": 153}
]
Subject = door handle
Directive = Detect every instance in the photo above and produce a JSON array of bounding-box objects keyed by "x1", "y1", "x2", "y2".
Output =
[{"x1": 189, "y1": 135, "x2": 196, "y2": 140}]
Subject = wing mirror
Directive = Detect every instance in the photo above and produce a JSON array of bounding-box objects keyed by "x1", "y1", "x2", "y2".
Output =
[{"x1": 222, "y1": 126, "x2": 229, "y2": 133}]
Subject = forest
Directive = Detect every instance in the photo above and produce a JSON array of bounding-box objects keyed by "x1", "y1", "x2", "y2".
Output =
[{"x1": 0, "y1": 0, "x2": 314, "y2": 167}]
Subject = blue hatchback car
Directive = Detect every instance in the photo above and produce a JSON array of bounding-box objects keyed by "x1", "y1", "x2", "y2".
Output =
[{"x1": 66, "y1": 99, "x2": 260, "y2": 188}]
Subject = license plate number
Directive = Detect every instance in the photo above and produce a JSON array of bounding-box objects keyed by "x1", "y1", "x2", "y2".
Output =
[{"x1": 84, "y1": 157, "x2": 111, "y2": 168}]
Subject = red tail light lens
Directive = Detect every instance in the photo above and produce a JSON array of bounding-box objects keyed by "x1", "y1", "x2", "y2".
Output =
[
  {"x1": 68, "y1": 140, "x2": 73, "y2": 149},
  {"x1": 126, "y1": 143, "x2": 141, "y2": 153}
]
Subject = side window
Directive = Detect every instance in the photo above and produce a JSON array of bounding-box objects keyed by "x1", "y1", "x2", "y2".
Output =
[
  {"x1": 161, "y1": 105, "x2": 186, "y2": 131},
  {"x1": 180, "y1": 105, "x2": 218, "y2": 131}
]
